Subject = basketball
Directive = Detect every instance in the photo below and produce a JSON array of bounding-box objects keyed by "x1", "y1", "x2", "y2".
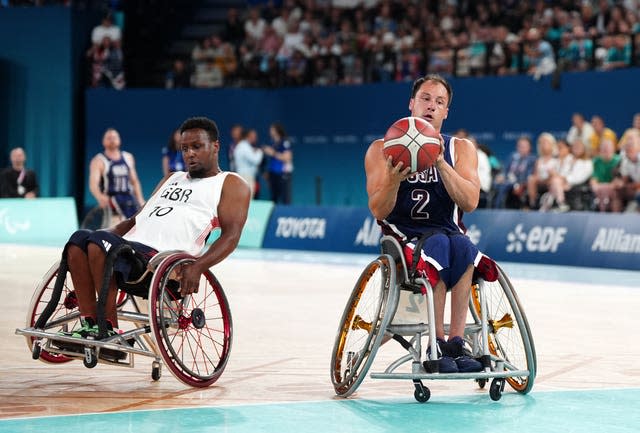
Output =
[{"x1": 383, "y1": 117, "x2": 441, "y2": 173}]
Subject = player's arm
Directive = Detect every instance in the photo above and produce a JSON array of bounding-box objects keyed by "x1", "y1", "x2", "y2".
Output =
[
  {"x1": 180, "y1": 174, "x2": 251, "y2": 295},
  {"x1": 88, "y1": 156, "x2": 110, "y2": 208},
  {"x1": 124, "y1": 152, "x2": 145, "y2": 206},
  {"x1": 365, "y1": 139, "x2": 411, "y2": 220},
  {"x1": 435, "y1": 137, "x2": 480, "y2": 213}
]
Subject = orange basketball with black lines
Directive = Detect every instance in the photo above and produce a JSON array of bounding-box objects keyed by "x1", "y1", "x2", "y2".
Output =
[{"x1": 383, "y1": 117, "x2": 441, "y2": 173}]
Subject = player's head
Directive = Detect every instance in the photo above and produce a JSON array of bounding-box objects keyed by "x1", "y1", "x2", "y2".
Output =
[
  {"x1": 102, "y1": 128, "x2": 121, "y2": 150},
  {"x1": 179, "y1": 116, "x2": 220, "y2": 177},
  {"x1": 409, "y1": 74, "x2": 452, "y2": 132},
  {"x1": 269, "y1": 122, "x2": 287, "y2": 141}
]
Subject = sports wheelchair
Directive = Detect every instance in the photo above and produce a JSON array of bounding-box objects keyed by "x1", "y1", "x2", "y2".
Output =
[
  {"x1": 330, "y1": 235, "x2": 536, "y2": 402},
  {"x1": 15, "y1": 243, "x2": 232, "y2": 387}
]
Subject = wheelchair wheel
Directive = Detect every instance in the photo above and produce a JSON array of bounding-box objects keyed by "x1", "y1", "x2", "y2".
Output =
[
  {"x1": 330, "y1": 254, "x2": 398, "y2": 397},
  {"x1": 149, "y1": 253, "x2": 232, "y2": 387},
  {"x1": 471, "y1": 264, "x2": 536, "y2": 394},
  {"x1": 25, "y1": 261, "x2": 79, "y2": 363},
  {"x1": 80, "y1": 206, "x2": 112, "y2": 230}
]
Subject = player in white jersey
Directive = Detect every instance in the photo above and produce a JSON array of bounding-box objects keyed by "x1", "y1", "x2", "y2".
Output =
[{"x1": 62, "y1": 117, "x2": 251, "y2": 336}]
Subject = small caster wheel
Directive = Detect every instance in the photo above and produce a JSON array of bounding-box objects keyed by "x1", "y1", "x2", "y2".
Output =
[
  {"x1": 414, "y1": 386, "x2": 431, "y2": 403},
  {"x1": 151, "y1": 361, "x2": 162, "y2": 381},
  {"x1": 83, "y1": 347, "x2": 98, "y2": 368},
  {"x1": 31, "y1": 341, "x2": 42, "y2": 360},
  {"x1": 477, "y1": 378, "x2": 487, "y2": 389},
  {"x1": 490, "y1": 378, "x2": 504, "y2": 401}
]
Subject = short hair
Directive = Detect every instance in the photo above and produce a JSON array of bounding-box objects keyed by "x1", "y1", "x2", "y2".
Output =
[
  {"x1": 179, "y1": 116, "x2": 219, "y2": 142},
  {"x1": 410, "y1": 74, "x2": 453, "y2": 107},
  {"x1": 270, "y1": 122, "x2": 288, "y2": 139}
]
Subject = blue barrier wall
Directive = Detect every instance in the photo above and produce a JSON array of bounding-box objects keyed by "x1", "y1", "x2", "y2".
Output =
[
  {"x1": 86, "y1": 69, "x2": 640, "y2": 208},
  {"x1": 261, "y1": 206, "x2": 640, "y2": 271}
]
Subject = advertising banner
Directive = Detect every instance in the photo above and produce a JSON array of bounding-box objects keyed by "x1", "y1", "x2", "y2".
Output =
[{"x1": 0, "y1": 198, "x2": 78, "y2": 246}]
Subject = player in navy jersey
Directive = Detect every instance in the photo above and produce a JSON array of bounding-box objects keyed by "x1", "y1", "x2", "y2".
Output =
[
  {"x1": 364, "y1": 74, "x2": 484, "y2": 373},
  {"x1": 89, "y1": 128, "x2": 145, "y2": 223}
]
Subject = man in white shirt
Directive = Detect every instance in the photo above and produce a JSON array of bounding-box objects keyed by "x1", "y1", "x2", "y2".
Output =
[
  {"x1": 233, "y1": 128, "x2": 264, "y2": 197},
  {"x1": 566, "y1": 113, "x2": 595, "y2": 147}
]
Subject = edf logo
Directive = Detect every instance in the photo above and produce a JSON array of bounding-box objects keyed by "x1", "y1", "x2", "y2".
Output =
[{"x1": 506, "y1": 223, "x2": 567, "y2": 253}]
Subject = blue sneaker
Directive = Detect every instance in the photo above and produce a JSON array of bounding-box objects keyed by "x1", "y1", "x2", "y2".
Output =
[
  {"x1": 447, "y1": 336, "x2": 483, "y2": 373},
  {"x1": 424, "y1": 338, "x2": 459, "y2": 373}
]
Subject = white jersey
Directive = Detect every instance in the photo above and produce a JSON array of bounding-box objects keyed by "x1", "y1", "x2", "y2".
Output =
[{"x1": 124, "y1": 171, "x2": 229, "y2": 255}]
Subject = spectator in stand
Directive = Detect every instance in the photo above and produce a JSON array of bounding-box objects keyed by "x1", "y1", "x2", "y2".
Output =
[
  {"x1": 222, "y1": 8, "x2": 245, "y2": 50},
  {"x1": 589, "y1": 115, "x2": 618, "y2": 155},
  {"x1": 0, "y1": 147, "x2": 38, "y2": 198},
  {"x1": 161, "y1": 129, "x2": 184, "y2": 175},
  {"x1": 87, "y1": 36, "x2": 125, "y2": 89},
  {"x1": 590, "y1": 138, "x2": 621, "y2": 212},
  {"x1": 233, "y1": 128, "x2": 263, "y2": 198},
  {"x1": 566, "y1": 113, "x2": 595, "y2": 149},
  {"x1": 525, "y1": 27, "x2": 556, "y2": 80},
  {"x1": 492, "y1": 136, "x2": 537, "y2": 209},
  {"x1": 540, "y1": 138, "x2": 593, "y2": 212},
  {"x1": 601, "y1": 34, "x2": 632, "y2": 71},
  {"x1": 558, "y1": 25, "x2": 594, "y2": 71},
  {"x1": 526, "y1": 132, "x2": 559, "y2": 209},
  {"x1": 263, "y1": 122, "x2": 293, "y2": 204},
  {"x1": 245, "y1": 6, "x2": 267, "y2": 44},
  {"x1": 165, "y1": 59, "x2": 191, "y2": 89},
  {"x1": 613, "y1": 129, "x2": 640, "y2": 212},
  {"x1": 91, "y1": 12, "x2": 121, "y2": 46}
]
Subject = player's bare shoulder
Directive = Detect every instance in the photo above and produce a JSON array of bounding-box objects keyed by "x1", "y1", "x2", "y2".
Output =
[
  {"x1": 453, "y1": 137, "x2": 478, "y2": 162},
  {"x1": 222, "y1": 171, "x2": 251, "y2": 196}
]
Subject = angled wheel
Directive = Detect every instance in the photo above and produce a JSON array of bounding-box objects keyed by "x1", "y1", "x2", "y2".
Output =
[
  {"x1": 149, "y1": 253, "x2": 232, "y2": 387},
  {"x1": 471, "y1": 264, "x2": 536, "y2": 394},
  {"x1": 331, "y1": 254, "x2": 398, "y2": 397},
  {"x1": 25, "y1": 261, "x2": 79, "y2": 363}
]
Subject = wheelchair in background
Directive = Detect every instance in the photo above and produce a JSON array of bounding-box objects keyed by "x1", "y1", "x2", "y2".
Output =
[
  {"x1": 330, "y1": 235, "x2": 536, "y2": 402},
  {"x1": 16, "y1": 244, "x2": 232, "y2": 387}
]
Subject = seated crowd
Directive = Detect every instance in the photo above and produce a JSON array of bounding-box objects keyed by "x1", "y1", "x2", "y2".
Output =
[
  {"x1": 484, "y1": 112, "x2": 640, "y2": 213},
  {"x1": 165, "y1": 0, "x2": 640, "y2": 89}
]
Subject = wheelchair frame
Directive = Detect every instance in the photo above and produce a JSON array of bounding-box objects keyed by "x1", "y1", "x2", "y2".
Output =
[
  {"x1": 330, "y1": 235, "x2": 536, "y2": 402},
  {"x1": 16, "y1": 245, "x2": 233, "y2": 387}
]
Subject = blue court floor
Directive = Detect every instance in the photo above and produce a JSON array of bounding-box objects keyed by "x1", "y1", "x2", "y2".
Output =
[{"x1": 1, "y1": 388, "x2": 638, "y2": 433}]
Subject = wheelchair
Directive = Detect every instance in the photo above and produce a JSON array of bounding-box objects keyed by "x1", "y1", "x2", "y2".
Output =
[
  {"x1": 330, "y1": 235, "x2": 536, "y2": 402},
  {"x1": 15, "y1": 243, "x2": 233, "y2": 387}
]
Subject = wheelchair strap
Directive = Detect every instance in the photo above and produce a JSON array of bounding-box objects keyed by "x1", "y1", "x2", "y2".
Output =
[
  {"x1": 96, "y1": 243, "x2": 134, "y2": 339},
  {"x1": 34, "y1": 257, "x2": 68, "y2": 329},
  {"x1": 410, "y1": 230, "x2": 437, "y2": 278}
]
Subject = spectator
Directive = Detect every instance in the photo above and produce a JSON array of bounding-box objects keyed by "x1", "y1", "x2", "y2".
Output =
[
  {"x1": 91, "y1": 12, "x2": 121, "y2": 46},
  {"x1": 161, "y1": 129, "x2": 185, "y2": 175},
  {"x1": 590, "y1": 138, "x2": 621, "y2": 212},
  {"x1": 233, "y1": 128, "x2": 264, "y2": 198},
  {"x1": 263, "y1": 122, "x2": 293, "y2": 204},
  {"x1": 87, "y1": 36, "x2": 125, "y2": 89},
  {"x1": 618, "y1": 113, "x2": 640, "y2": 152},
  {"x1": 492, "y1": 136, "x2": 537, "y2": 209},
  {"x1": 566, "y1": 113, "x2": 595, "y2": 148},
  {"x1": 227, "y1": 124, "x2": 244, "y2": 172},
  {"x1": 0, "y1": 147, "x2": 38, "y2": 198},
  {"x1": 525, "y1": 27, "x2": 556, "y2": 80},
  {"x1": 541, "y1": 139, "x2": 593, "y2": 212},
  {"x1": 613, "y1": 129, "x2": 640, "y2": 212},
  {"x1": 526, "y1": 132, "x2": 559, "y2": 209},
  {"x1": 589, "y1": 115, "x2": 618, "y2": 155},
  {"x1": 222, "y1": 7, "x2": 246, "y2": 49},
  {"x1": 472, "y1": 137, "x2": 492, "y2": 208},
  {"x1": 165, "y1": 59, "x2": 191, "y2": 89},
  {"x1": 245, "y1": 6, "x2": 267, "y2": 43}
]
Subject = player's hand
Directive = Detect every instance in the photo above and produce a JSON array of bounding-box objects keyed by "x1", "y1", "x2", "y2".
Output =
[
  {"x1": 435, "y1": 134, "x2": 446, "y2": 166},
  {"x1": 98, "y1": 194, "x2": 111, "y2": 208},
  {"x1": 385, "y1": 155, "x2": 411, "y2": 181},
  {"x1": 177, "y1": 263, "x2": 203, "y2": 296}
]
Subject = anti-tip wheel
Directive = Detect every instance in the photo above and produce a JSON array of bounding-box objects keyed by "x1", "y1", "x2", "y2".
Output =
[
  {"x1": 414, "y1": 385, "x2": 431, "y2": 403},
  {"x1": 490, "y1": 378, "x2": 504, "y2": 401}
]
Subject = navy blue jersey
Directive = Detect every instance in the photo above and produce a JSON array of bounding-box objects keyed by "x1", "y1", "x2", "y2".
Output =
[
  {"x1": 380, "y1": 134, "x2": 466, "y2": 240},
  {"x1": 99, "y1": 152, "x2": 133, "y2": 195}
]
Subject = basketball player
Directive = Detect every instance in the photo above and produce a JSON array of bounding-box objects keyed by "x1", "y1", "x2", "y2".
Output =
[
  {"x1": 364, "y1": 74, "x2": 485, "y2": 373},
  {"x1": 89, "y1": 128, "x2": 145, "y2": 224},
  {"x1": 63, "y1": 117, "x2": 251, "y2": 338}
]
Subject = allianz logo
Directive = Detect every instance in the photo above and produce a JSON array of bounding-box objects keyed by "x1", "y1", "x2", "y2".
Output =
[
  {"x1": 275, "y1": 217, "x2": 326, "y2": 239},
  {"x1": 355, "y1": 217, "x2": 381, "y2": 246},
  {"x1": 506, "y1": 223, "x2": 567, "y2": 253},
  {"x1": 591, "y1": 228, "x2": 640, "y2": 253}
]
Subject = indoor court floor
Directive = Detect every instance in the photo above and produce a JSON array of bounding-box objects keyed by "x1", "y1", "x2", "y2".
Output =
[{"x1": 0, "y1": 244, "x2": 638, "y2": 432}]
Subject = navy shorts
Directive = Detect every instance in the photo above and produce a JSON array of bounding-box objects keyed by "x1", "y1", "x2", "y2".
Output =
[
  {"x1": 66, "y1": 229, "x2": 157, "y2": 281},
  {"x1": 404, "y1": 232, "x2": 483, "y2": 289}
]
